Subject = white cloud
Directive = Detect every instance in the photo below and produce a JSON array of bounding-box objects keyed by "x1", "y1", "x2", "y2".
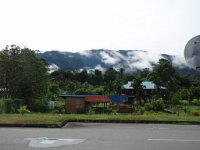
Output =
[
  {"x1": 48, "y1": 64, "x2": 60, "y2": 73},
  {"x1": 94, "y1": 65, "x2": 105, "y2": 72},
  {"x1": 100, "y1": 51, "x2": 120, "y2": 64},
  {"x1": 171, "y1": 56, "x2": 188, "y2": 69},
  {"x1": 85, "y1": 64, "x2": 105, "y2": 73},
  {"x1": 79, "y1": 50, "x2": 92, "y2": 57},
  {"x1": 124, "y1": 51, "x2": 163, "y2": 70}
]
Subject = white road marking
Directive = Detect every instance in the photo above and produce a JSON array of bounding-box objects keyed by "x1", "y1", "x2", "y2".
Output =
[
  {"x1": 25, "y1": 137, "x2": 85, "y2": 148},
  {"x1": 148, "y1": 139, "x2": 200, "y2": 142}
]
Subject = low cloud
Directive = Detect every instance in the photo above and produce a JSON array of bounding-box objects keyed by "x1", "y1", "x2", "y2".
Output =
[
  {"x1": 79, "y1": 50, "x2": 92, "y2": 57},
  {"x1": 125, "y1": 51, "x2": 163, "y2": 71},
  {"x1": 94, "y1": 64, "x2": 105, "y2": 71},
  {"x1": 85, "y1": 65, "x2": 105, "y2": 73},
  {"x1": 100, "y1": 51, "x2": 121, "y2": 64},
  {"x1": 171, "y1": 56, "x2": 188, "y2": 69},
  {"x1": 48, "y1": 64, "x2": 60, "y2": 73},
  {"x1": 99, "y1": 50, "x2": 165, "y2": 71}
]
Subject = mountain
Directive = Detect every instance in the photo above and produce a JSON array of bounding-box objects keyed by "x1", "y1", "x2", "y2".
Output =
[{"x1": 39, "y1": 49, "x2": 200, "y2": 76}]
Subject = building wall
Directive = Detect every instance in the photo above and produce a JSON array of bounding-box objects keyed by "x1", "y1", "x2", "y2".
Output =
[{"x1": 65, "y1": 97, "x2": 85, "y2": 113}]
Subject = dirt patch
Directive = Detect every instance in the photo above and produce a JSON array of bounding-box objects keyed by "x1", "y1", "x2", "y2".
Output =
[{"x1": 0, "y1": 118, "x2": 18, "y2": 123}]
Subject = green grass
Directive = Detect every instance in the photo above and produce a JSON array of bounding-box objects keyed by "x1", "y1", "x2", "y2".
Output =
[{"x1": 0, "y1": 112, "x2": 200, "y2": 124}]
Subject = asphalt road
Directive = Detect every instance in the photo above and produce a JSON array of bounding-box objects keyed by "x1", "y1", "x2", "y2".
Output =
[{"x1": 0, "y1": 123, "x2": 200, "y2": 150}]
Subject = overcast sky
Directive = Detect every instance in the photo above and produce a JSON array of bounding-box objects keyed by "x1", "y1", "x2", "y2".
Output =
[{"x1": 0, "y1": 0, "x2": 200, "y2": 57}]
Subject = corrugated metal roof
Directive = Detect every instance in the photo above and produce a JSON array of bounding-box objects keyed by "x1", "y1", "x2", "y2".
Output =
[
  {"x1": 59, "y1": 94, "x2": 129, "y2": 103},
  {"x1": 142, "y1": 81, "x2": 156, "y2": 89},
  {"x1": 121, "y1": 81, "x2": 133, "y2": 89},
  {"x1": 84, "y1": 96, "x2": 111, "y2": 103},
  {"x1": 58, "y1": 94, "x2": 85, "y2": 98},
  {"x1": 108, "y1": 96, "x2": 128, "y2": 103}
]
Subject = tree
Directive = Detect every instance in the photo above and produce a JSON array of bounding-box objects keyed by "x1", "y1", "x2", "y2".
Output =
[
  {"x1": 0, "y1": 45, "x2": 24, "y2": 98},
  {"x1": 104, "y1": 79, "x2": 123, "y2": 95},
  {"x1": 50, "y1": 69, "x2": 73, "y2": 89},
  {"x1": 132, "y1": 76, "x2": 144, "y2": 101},
  {"x1": 151, "y1": 59, "x2": 179, "y2": 100},
  {"x1": 190, "y1": 86, "x2": 200, "y2": 100},
  {"x1": 178, "y1": 74, "x2": 191, "y2": 88},
  {"x1": 103, "y1": 67, "x2": 119, "y2": 82},
  {"x1": 139, "y1": 68, "x2": 151, "y2": 80},
  {"x1": 119, "y1": 68, "x2": 124, "y2": 79},
  {"x1": 78, "y1": 70, "x2": 89, "y2": 84},
  {"x1": 19, "y1": 47, "x2": 49, "y2": 101},
  {"x1": 65, "y1": 80, "x2": 81, "y2": 94},
  {"x1": 0, "y1": 45, "x2": 49, "y2": 104},
  {"x1": 89, "y1": 69, "x2": 103, "y2": 85}
]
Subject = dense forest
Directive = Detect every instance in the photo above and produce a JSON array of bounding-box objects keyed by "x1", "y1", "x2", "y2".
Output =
[{"x1": 0, "y1": 46, "x2": 199, "y2": 113}]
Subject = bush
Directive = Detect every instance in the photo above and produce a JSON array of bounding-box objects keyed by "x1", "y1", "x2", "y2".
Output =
[
  {"x1": 145, "y1": 98, "x2": 165, "y2": 112},
  {"x1": 31, "y1": 99, "x2": 48, "y2": 112},
  {"x1": 18, "y1": 105, "x2": 30, "y2": 115},
  {"x1": 191, "y1": 99, "x2": 200, "y2": 106},
  {"x1": 137, "y1": 107, "x2": 145, "y2": 115},
  {"x1": 190, "y1": 86, "x2": 200, "y2": 99},
  {"x1": 190, "y1": 110, "x2": 200, "y2": 116},
  {"x1": 111, "y1": 109, "x2": 118, "y2": 115},
  {"x1": 4, "y1": 99, "x2": 25, "y2": 113},
  {"x1": 107, "y1": 108, "x2": 118, "y2": 115},
  {"x1": 87, "y1": 107, "x2": 95, "y2": 114},
  {"x1": 180, "y1": 100, "x2": 189, "y2": 113},
  {"x1": 179, "y1": 89, "x2": 190, "y2": 100},
  {"x1": 54, "y1": 101, "x2": 65, "y2": 113}
]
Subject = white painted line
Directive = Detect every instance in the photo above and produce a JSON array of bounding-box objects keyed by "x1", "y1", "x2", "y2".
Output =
[{"x1": 148, "y1": 139, "x2": 200, "y2": 142}]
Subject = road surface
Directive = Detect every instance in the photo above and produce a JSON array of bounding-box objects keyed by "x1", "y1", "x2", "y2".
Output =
[{"x1": 0, "y1": 123, "x2": 200, "y2": 150}]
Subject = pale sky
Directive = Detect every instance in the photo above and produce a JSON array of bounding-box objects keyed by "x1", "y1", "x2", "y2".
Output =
[{"x1": 0, "y1": 0, "x2": 200, "y2": 57}]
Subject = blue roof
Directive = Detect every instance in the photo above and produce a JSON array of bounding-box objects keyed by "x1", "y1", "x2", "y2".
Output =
[
  {"x1": 122, "y1": 81, "x2": 157, "y2": 90},
  {"x1": 109, "y1": 96, "x2": 128, "y2": 103}
]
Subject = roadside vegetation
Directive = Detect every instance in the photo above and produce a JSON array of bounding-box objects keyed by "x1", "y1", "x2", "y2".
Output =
[
  {"x1": 0, "y1": 112, "x2": 200, "y2": 124},
  {"x1": 0, "y1": 45, "x2": 199, "y2": 124}
]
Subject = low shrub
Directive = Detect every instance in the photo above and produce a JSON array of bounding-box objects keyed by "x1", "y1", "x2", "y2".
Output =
[
  {"x1": 138, "y1": 107, "x2": 145, "y2": 115},
  {"x1": 31, "y1": 99, "x2": 48, "y2": 112},
  {"x1": 4, "y1": 99, "x2": 25, "y2": 113},
  {"x1": 180, "y1": 100, "x2": 189, "y2": 113},
  {"x1": 87, "y1": 107, "x2": 95, "y2": 115},
  {"x1": 145, "y1": 98, "x2": 165, "y2": 112},
  {"x1": 54, "y1": 101, "x2": 65, "y2": 113},
  {"x1": 18, "y1": 105, "x2": 30, "y2": 115},
  {"x1": 190, "y1": 110, "x2": 200, "y2": 116},
  {"x1": 191, "y1": 99, "x2": 200, "y2": 106}
]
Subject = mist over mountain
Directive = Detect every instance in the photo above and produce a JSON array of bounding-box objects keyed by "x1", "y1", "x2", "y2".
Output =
[{"x1": 39, "y1": 49, "x2": 199, "y2": 76}]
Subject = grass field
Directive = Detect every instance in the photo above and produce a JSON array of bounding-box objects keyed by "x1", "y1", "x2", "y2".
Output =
[{"x1": 0, "y1": 112, "x2": 200, "y2": 124}]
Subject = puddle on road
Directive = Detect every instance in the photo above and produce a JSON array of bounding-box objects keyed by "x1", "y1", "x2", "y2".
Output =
[{"x1": 25, "y1": 137, "x2": 85, "y2": 148}]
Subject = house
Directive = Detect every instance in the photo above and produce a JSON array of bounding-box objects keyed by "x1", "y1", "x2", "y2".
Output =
[
  {"x1": 58, "y1": 94, "x2": 128, "y2": 113},
  {"x1": 121, "y1": 81, "x2": 157, "y2": 96},
  {"x1": 121, "y1": 81, "x2": 166, "y2": 102}
]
